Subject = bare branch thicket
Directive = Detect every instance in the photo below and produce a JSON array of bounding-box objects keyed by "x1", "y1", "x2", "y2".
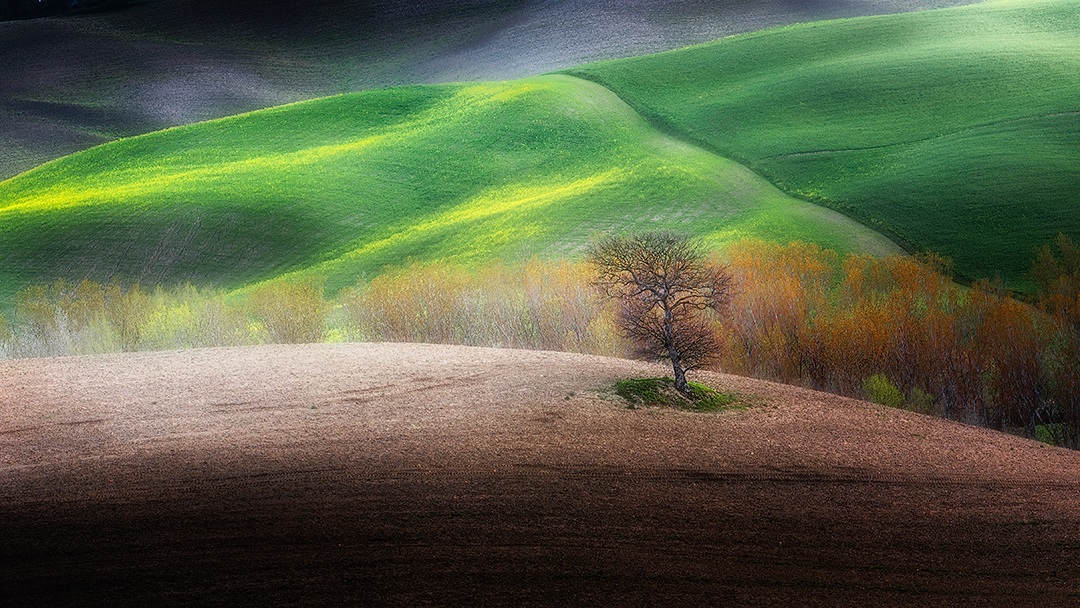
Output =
[
  {"x1": 250, "y1": 278, "x2": 328, "y2": 345},
  {"x1": 1032, "y1": 233, "x2": 1080, "y2": 447}
]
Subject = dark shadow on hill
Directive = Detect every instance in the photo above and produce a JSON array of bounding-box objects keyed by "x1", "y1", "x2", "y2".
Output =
[
  {"x1": 0, "y1": 0, "x2": 156, "y2": 21},
  {"x1": 3, "y1": 448, "x2": 1078, "y2": 607}
]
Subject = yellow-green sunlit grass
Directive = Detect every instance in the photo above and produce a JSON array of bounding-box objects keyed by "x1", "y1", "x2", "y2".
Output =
[{"x1": 0, "y1": 75, "x2": 900, "y2": 307}]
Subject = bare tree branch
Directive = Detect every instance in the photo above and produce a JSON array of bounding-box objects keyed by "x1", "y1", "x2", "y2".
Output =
[{"x1": 588, "y1": 231, "x2": 732, "y2": 397}]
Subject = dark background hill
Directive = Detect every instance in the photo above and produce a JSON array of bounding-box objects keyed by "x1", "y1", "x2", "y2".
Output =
[
  {"x1": 1, "y1": 0, "x2": 980, "y2": 180},
  {"x1": 0, "y1": 0, "x2": 151, "y2": 21}
]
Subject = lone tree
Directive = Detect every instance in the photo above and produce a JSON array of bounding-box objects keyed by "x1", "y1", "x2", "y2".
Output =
[{"x1": 589, "y1": 231, "x2": 732, "y2": 398}]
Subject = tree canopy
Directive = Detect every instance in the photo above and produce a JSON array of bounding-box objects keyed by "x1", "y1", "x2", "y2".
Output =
[{"x1": 589, "y1": 231, "x2": 731, "y2": 397}]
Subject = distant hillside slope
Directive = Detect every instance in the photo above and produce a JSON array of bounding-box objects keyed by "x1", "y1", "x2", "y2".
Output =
[
  {"x1": 565, "y1": 0, "x2": 1080, "y2": 288},
  {"x1": 0, "y1": 75, "x2": 899, "y2": 307},
  {"x1": 0, "y1": 0, "x2": 980, "y2": 179}
]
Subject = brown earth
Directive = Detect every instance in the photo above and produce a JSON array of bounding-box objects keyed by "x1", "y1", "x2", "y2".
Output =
[{"x1": 2, "y1": 342, "x2": 1079, "y2": 606}]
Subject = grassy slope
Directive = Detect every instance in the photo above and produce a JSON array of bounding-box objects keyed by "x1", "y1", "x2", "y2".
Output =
[
  {"x1": 565, "y1": 0, "x2": 1080, "y2": 288},
  {"x1": 0, "y1": 75, "x2": 899, "y2": 306},
  {"x1": 0, "y1": 0, "x2": 526, "y2": 179},
  {"x1": 0, "y1": 0, "x2": 980, "y2": 180}
]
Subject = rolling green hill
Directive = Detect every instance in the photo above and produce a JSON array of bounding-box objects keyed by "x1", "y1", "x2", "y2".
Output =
[
  {"x1": 4, "y1": 0, "x2": 1072, "y2": 307},
  {"x1": 565, "y1": 0, "x2": 1080, "y2": 288},
  {"x1": 0, "y1": 75, "x2": 899, "y2": 307},
  {"x1": 0, "y1": 0, "x2": 980, "y2": 180}
]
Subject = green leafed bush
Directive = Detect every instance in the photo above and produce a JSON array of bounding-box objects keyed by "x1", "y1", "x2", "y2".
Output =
[
  {"x1": 906, "y1": 386, "x2": 937, "y2": 416},
  {"x1": 863, "y1": 373, "x2": 905, "y2": 409}
]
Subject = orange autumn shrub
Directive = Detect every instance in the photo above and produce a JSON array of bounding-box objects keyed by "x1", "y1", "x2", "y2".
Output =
[{"x1": 720, "y1": 240, "x2": 1062, "y2": 435}]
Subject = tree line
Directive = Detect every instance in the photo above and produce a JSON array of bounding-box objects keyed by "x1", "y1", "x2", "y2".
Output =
[
  {"x1": 719, "y1": 238, "x2": 1079, "y2": 447},
  {"x1": 0, "y1": 259, "x2": 624, "y2": 358},
  {"x1": 2, "y1": 235, "x2": 1077, "y2": 447}
]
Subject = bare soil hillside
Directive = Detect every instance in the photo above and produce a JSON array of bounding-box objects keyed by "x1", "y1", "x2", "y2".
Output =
[{"x1": 2, "y1": 343, "x2": 1079, "y2": 606}]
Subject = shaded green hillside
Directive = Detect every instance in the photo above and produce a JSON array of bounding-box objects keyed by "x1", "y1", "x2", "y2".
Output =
[
  {"x1": 0, "y1": 75, "x2": 899, "y2": 307},
  {"x1": 0, "y1": 0, "x2": 980, "y2": 180},
  {"x1": 565, "y1": 0, "x2": 1080, "y2": 288}
]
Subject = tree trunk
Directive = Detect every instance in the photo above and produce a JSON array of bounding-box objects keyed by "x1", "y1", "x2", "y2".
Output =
[
  {"x1": 670, "y1": 352, "x2": 691, "y2": 398},
  {"x1": 663, "y1": 304, "x2": 693, "y2": 398}
]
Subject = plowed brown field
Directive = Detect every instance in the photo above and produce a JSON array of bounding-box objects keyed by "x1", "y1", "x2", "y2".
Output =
[{"x1": 3, "y1": 343, "x2": 1079, "y2": 606}]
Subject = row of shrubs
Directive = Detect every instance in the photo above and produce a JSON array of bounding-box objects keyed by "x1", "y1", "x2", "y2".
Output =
[
  {"x1": 0, "y1": 259, "x2": 624, "y2": 359},
  {"x1": 2, "y1": 238, "x2": 1077, "y2": 447},
  {"x1": 720, "y1": 239, "x2": 1080, "y2": 447},
  {"x1": 2, "y1": 280, "x2": 320, "y2": 356}
]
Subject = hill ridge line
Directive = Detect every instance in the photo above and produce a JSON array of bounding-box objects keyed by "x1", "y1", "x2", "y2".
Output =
[
  {"x1": 556, "y1": 72, "x2": 743, "y2": 165},
  {"x1": 555, "y1": 72, "x2": 906, "y2": 253}
]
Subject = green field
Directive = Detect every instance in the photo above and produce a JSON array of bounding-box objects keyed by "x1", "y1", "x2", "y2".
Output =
[
  {"x1": 0, "y1": 0, "x2": 976, "y2": 181},
  {"x1": 565, "y1": 0, "x2": 1080, "y2": 288},
  {"x1": 3, "y1": 0, "x2": 1077, "y2": 306},
  {"x1": 0, "y1": 75, "x2": 898, "y2": 307}
]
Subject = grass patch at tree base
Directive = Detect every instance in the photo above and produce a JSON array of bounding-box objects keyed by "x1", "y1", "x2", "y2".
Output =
[{"x1": 612, "y1": 377, "x2": 738, "y2": 412}]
